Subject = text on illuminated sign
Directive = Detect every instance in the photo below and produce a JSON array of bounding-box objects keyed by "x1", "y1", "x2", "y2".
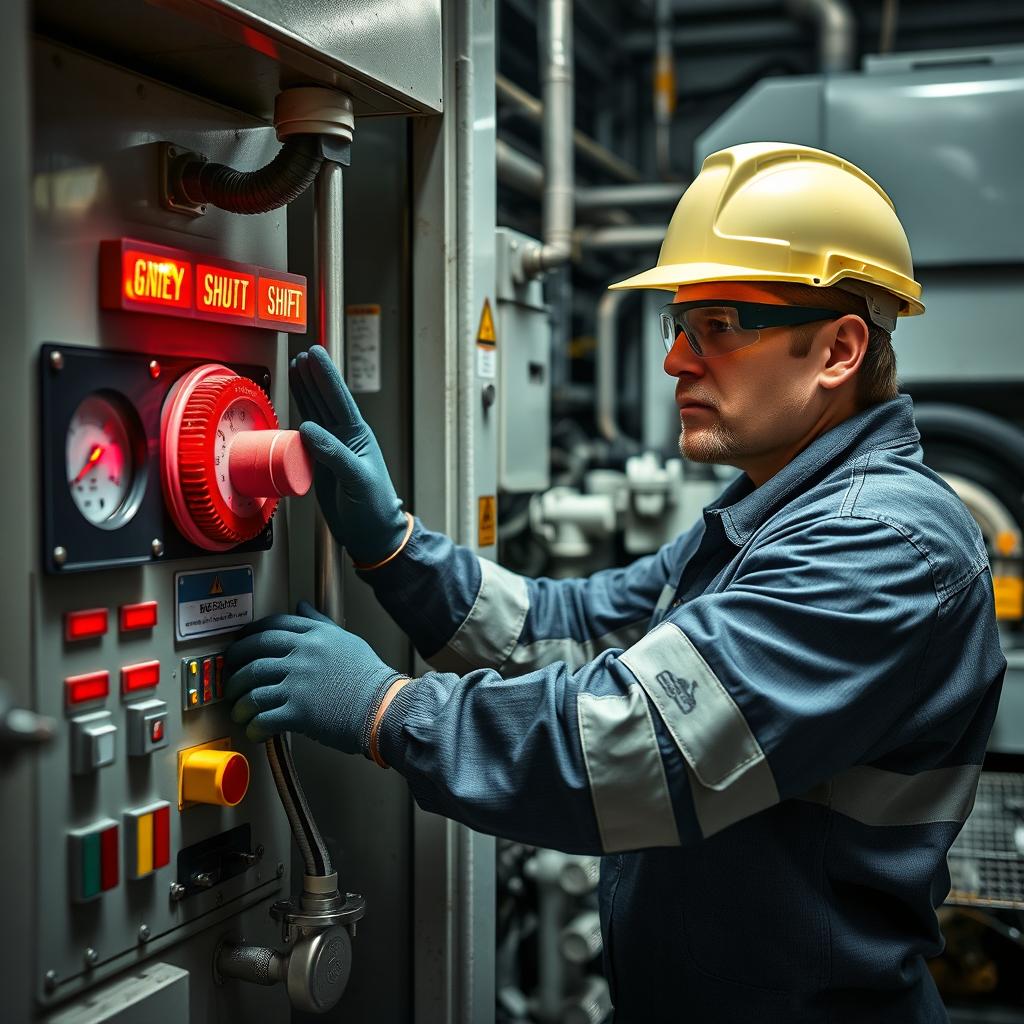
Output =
[{"x1": 100, "y1": 239, "x2": 306, "y2": 332}]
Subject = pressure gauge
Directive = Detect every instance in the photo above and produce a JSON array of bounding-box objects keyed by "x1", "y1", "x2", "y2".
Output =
[
  {"x1": 160, "y1": 364, "x2": 312, "y2": 552},
  {"x1": 65, "y1": 393, "x2": 142, "y2": 529}
]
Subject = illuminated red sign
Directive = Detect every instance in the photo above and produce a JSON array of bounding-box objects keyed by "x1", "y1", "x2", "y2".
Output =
[
  {"x1": 123, "y1": 249, "x2": 192, "y2": 309},
  {"x1": 196, "y1": 263, "x2": 256, "y2": 321},
  {"x1": 100, "y1": 238, "x2": 307, "y2": 332},
  {"x1": 257, "y1": 274, "x2": 307, "y2": 328}
]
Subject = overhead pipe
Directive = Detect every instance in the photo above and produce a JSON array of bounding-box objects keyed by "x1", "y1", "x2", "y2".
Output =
[
  {"x1": 496, "y1": 140, "x2": 685, "y2": 212},
  {"x1": 577, "y1": 223, "x2": 666, "y2": 251},
  {"x1": 576, "y1": 182, "x2": 685, "y2": 210},
  {"x1": 653, "y1": 0, "x2": 677, "y2": 181},
  {"x1": 522, "y1": 0, "x2": 576, "y2": 277},
  {"x1": 784, "y1": 0, "x2": 857, "y2": 73},
  {"x1": 497, "y1": 74, "x2": 641, "y2": 185}
]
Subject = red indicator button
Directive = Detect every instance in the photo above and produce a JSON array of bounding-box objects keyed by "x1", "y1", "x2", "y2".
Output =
[
  {"x1": 100, "y1": 823, "x2": 119, "y2": 891},
  {"x1": 65, "y1": 608, "x2": 108, "y2": 642},
  {"x1": 257, "y1": 275, "x2": 307, "y2": 329},
  {"x1": 153, "y1": 804, "x2": 170, "y2": 869},
  {"x1": 120, "y1": 601, "x2": 158, "y2": 632},
  {"x1": 66, "y1": 670, "x2": 110, "y2": 708},
  {"x1": 196, "y1": 264, "x2": 256, "y2": 320},
  {"x1": 150, "y1": 718, "x2": 165, "y2": 743},
  {"x1": 122, "y1": 660, "x2": 160, "y2": 694}
]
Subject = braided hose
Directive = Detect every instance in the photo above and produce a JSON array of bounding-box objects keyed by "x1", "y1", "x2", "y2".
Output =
[
  {"x1": 266, "y1": 734, "x2": 333, "y2": 877},
  {"x1": 179, "y1": 135, "x2": 323, "y2": 215},
  {"x1": 216, "y1": 941, "x2": 286, "y2": 986}
]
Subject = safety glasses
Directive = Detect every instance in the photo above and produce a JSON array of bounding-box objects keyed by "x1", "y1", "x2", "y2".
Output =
[{"x1": 659, "y1": 300, "x2": 842, "y2": 358}]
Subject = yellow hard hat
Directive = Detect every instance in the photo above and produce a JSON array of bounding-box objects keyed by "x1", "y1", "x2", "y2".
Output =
[{"x1": 610, "y1": 142, "x2": 924, "y2": 326}]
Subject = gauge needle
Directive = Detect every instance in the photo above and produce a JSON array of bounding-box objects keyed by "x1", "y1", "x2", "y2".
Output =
[{"x1": 72, "y1": 444, "x2": 105, "y2": 484}]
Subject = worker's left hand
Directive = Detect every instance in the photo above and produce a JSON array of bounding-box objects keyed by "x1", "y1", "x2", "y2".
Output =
[{"x1": 223, "y1": 600, "x2": 402, "y2": 752}]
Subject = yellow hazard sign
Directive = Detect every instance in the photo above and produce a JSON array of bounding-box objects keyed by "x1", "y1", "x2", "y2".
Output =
[
  {"x1": 209, "y1": 576, "x2": 224, "y2": 596},
  {"x1": 477, "y1": 298, "x2": 497, "y2": 346},
  {"x1": 478, "y1": 495, "x2": 497, "y2": 548}
]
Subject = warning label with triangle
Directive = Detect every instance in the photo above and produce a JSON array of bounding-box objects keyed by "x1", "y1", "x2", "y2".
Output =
[
  {"x1": 208, "y1": 576, "x2": 224, "y2": 596},
  {"x1": 477, "y1": 298, "x2": 497, "y2": 346},
  {"x1": 478, "y1": 495, "x2": 497, "y2": 548}
]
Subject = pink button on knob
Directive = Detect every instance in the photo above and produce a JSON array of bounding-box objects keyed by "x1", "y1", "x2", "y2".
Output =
[{"x1": 228, "y1": 430, "x2": 313, "y2": 498}]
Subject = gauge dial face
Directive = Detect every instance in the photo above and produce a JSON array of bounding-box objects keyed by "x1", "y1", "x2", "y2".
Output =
[
  {"x1": 213, "y1": 397, "x2": 268, "y2": 517},
  {"x1": 66, "y1": 393, "x2": 138, "y2": 528}
]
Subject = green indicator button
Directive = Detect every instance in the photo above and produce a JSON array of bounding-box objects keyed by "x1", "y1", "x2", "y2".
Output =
[{"x1": 81, "y1": 831, "x2": 101, "y2": 900}]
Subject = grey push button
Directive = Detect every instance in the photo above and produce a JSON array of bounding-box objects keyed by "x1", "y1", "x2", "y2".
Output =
[
  {"x1": 71, "y1": 710, "x2": 116, "y2": 774},
  {"x1": 126, "y1": 698, "x2": 168, "y2": 756}
]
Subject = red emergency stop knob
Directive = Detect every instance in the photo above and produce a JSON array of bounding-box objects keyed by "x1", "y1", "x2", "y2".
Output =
[{"x1": 161, "y1": 364, "x2": 312, "y2": 552}]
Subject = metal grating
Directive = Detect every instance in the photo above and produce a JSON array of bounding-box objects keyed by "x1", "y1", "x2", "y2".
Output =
[{"x1": 948, "y1": 772, "x2": 1024, "y2": 910}]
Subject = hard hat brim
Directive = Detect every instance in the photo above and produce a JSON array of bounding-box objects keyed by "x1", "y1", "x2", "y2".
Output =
[{"x1": 608, "y1": 261, "x2": 925, "y2": 317}]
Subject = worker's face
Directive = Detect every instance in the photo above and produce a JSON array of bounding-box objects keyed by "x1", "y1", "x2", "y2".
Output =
[{"x1": 663, "y1": 283, "x2": 864, "y2": 483}]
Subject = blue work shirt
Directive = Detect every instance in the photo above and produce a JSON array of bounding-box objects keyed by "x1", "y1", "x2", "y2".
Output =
[{"x1": 365, "y1": 395, "x2": 1005, "y2": 1022}]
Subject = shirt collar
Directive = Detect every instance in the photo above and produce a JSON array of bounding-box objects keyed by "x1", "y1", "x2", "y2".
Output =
[{"x1": 706, "y1": 395, "x2": 921, "y2": 546}]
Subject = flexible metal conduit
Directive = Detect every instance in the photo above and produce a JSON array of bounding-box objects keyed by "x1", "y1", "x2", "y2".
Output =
[
  {"x1": 267, "y1": 734, "x2": 332, "y2": 877},
  {"x1": 178, "y1": 135, "x2": 323, "y2": 214},
  {"x1": 784, "y1": 0, "x2": 856, "y2": 73},
  {"x1": 522, "y1": 0, "x2": 576, "y2": 277},
  {"x1": 914, "y1": 404, "x2": 1024, "y2": 480}
]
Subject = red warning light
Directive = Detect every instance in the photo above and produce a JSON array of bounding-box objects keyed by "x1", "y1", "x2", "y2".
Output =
[
  {"x1": 257, "y1": 274, "x2": 307, "y2": 328},
  {"x1": 100, "y1": 238, "x2": 307, "y2": 331},
  {"x1": 196, "y1": 264, "x2": 256, "y2": 321},
  {"x1": 122, "y1": 250, "x2": 191, "y2": 309}
]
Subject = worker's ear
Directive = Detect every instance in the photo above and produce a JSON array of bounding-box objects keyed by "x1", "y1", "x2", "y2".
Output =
[{"x1": 817, "y1": 315, "x2": 868, "y2": 391}]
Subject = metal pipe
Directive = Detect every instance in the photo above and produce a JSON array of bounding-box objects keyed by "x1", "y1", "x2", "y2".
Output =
[
  {"x1": 653, "y1": 0, "x2": 676, "y2": 180},
  {"x1": 523, "y1": 0, "x2": 575, "y2": 277},
  {"x1": 314, "y1": 159, "x2": 345, "y2": 623},
  {"x1": 497, "y1": 74, "x2": 641, "y2": 185},
  {"x1": 496, "y1": 138, "x2": 544, "y2": 196},
  {"x1": 784, "y1": 0, "x2": 857, "y2": 73},
  {"x1": 596, "y1": 288, "x2": 635, "y2": 443},
  {"x1": 577, "y1": 223, "x2": 666, "y2": 251},
  {"x1": 576, "y1": 182, "x2": 685, "y2": 210}
]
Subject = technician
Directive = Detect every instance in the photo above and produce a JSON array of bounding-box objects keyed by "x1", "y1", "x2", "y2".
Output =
[{"x1": 225, "y1": 142, "x2": 1006, "y2": 1022}]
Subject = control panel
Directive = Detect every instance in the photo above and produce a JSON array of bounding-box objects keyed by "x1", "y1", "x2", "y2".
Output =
[{"x1": 33, "y1": 248, "x2": 309, "y2": 1002}]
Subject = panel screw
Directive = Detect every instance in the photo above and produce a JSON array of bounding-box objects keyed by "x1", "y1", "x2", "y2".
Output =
[
  {"x1": 84, "y1": 948, "x2": 98, "y2": 967},
  {"x1": 151, "y1": 538, "x2": 164, "y2": 558},
  {"x1": 53, "y1": 546, "x2": 67, "y2": 567},
  {"x1": 262, "y1": 373, "x2": 271, "y2": 390},
  {"x1": 149, "y1": 360, "x2": 161, "y2": 380},
  {"x1": 200, "y1": 205, "x2": 208, "y2": 215},
  {"x1": 276, "y1": 862, "x2": 285, "y2": 878},
  {"x1": 138, "y1": 924, "x2": 151, "y2": 942},
  {"x1": 49, "y1": 350, "x2": 64, "y2": 371},
  {"x1": 255, "y1": 844, "x2": 265, "y2": 860},
  {"x1": 169, "y1": 881, "x2": 186, "y2": 901},
  {"x1": 44, "y1": 970, "x2": 58, "y2": 992}
]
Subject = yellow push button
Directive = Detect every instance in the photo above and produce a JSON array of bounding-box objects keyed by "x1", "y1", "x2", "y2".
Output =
[{"x1": 180, "y1": 748, "x2": 250, "y2": 807}]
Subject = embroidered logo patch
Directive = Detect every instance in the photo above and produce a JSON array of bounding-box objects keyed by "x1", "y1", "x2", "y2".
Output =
[{"x1": 655, "y1": 669, "x2": 698, "y2": 714}]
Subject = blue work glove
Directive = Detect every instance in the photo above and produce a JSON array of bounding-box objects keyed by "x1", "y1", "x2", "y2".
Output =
[
  {"x1": 290, "y1": 345, "x2": 408, "y2": 565},
  {"x1": 223, "y1": 600, "x2": 402, "y2": 752}
]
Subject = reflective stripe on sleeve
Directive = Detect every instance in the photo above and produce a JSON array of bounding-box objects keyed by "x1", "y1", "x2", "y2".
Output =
[
  {"x1": 798, "y1": 763, "x2": 983, "y2": 827},
  {"x1": 619, "y1": 621, "x2": 779, "y2": 838},
  {"x1": 578, "y1": 686, "x2": 680, "y2": 853},
  {"x1": 428, "y1": 559, "x2": 530, "y2": 673},
  {"x1": 508, "y1": 619, "x2": 649, "y2": 673}
]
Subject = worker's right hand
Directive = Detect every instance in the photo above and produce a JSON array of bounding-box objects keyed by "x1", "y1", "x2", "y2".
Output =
[{"x1": 290, "y1": 345, "x2": 408, "y2": 566}]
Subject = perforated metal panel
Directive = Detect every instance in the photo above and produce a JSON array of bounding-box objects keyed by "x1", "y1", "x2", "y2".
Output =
[{"x1": 948, "y1": 772, "x2": 1024, "y2": 910}]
